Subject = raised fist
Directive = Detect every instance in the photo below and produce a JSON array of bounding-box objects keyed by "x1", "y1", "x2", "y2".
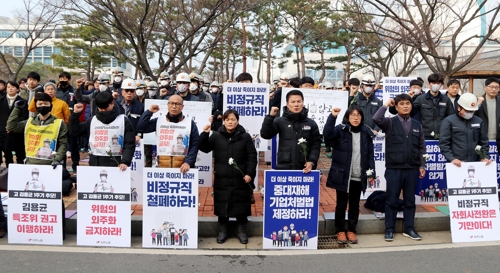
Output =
[
  {"x1": 149, "y1": 104, "x2": 160, "y2": 113},
  {"x1": 270, "y1": 106, "x2": 279, "y2": 116},
  {"x1": 73, "y1": 103, "x2": 84, "y2": 113},
  {"x1": 332, "y1": 108, "x2": 341, "y2": 117}
]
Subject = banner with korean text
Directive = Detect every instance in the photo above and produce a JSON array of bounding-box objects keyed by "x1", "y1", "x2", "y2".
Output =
[
  {"x1": 131, "y1": 140, "x2": 144, "y2": 204},
  {"x1": 142, "y1": 168, "x2": 198, "y2": 249},
  {"x1": 77, "y1": 166, "x2": 131, "y2": 247},
  {"x1": 144, "y1": 99, "x2": 213, "y2": 187},
  {"x1": 263, "y1": 170, "x2": 320, "y2": 250},
  {"x1": 280, "y1": 88, "x2": 348, "y2": 134},
  {"x1": 8, "y1": 165, "x2": 63, "y2": 245},
  {"x1": 223, "y1": 83, "x2": 269, "y2": 151},
  {"x1": 446, "y1": 162, "x2": 500, "y2": 243}
]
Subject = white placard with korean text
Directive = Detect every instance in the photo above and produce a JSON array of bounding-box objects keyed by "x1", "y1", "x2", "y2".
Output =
[
  {"x1": 131, "y1": 141, "x2": 144, "y2": 204},
  {"x1": 8, "y1": 164, "x2": 63, "y2": 245},
  {"x1": 446, "y1": 162, "x2": 500, "y2": 243},
  {"x1": 77, "y1": 166, "x2": 131, "y2": 247},
  {"x1": 280, "y1": 88, "x2": 348, "y2": 134},
  {"x1": 144, "y1": 99, "x2": 213, "y2": 187},
  {"x1": 223, "y1": 83, "x2": 269, "y2": 151},
  {"x1": 142, "y1": 168, "x2": 198, "y2": 249}
]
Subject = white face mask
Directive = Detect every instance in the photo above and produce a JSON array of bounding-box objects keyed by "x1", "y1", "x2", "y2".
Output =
[
  {"x1": 160, "y1": 80, "x2": 168, "y2": 86},
  {"x1": 99, "y1": 84, "x2": 107, "y2": 92},
  {"x1": 431, "y1": 84, "x2": 441, "y2": 92},
  {"x1": 202, "y1": 86, "x2": 208, "y2": 92},
  {"x1": 468, "y1": 171, "x2": 474, "y2": 176},
  {"x1": 114, "y1": 76, "x2": 122, "y2": 83},
  {"x1": 364, "y1": 86, "x2": 373, "y2": 94},
  {"x1": 189, "y1": 83, "x2": 198, "y2": 91},
  {"x1": 136, "y1": 89, "x2": 144, "y2": 96},
  {"x1": 412, "y1": 88, "x2": 422, "y2": 95},
  {"x1": 463, "y1": 111, "x2": 474, "y2": 120},
  {"x1": 148, "y1": 90, "x2": 157, "y2": 97},
  {"x1": 177, "y1": 84, "x2": 187, "y2": 93},
  {"x1": 211, "y1": 87, "x2": 218, "y2": 93}
]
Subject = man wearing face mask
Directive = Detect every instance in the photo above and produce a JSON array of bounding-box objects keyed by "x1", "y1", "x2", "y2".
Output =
[
  {"x1": 117, "y1": 79, "x2": 144, "y2": 134},
  {"x1": 56, "y1": 72, "x2": 79, "y2": 172},
  {"x1": 157, "y1": 72, "x2": 176, "y2": 99},
  {"x1": 146, "y1": 81, "x2": 159, "y2": 100},
  {"x1": 348, "y1": 75, "x2": 382, "y2": 134},
  {"x1": 75, "y1": 73, "x2": 117, "y2": 117},
  {"x1": 135, "y1": 79, "x2": 147, "y2": 104},
  {"x1": 210, "y1": 81, "x2": 223, "y2": 131},
  {"x1": 170, "y1": 73, "x2": 199, "y2": 101},
  {"x1": 188, "y1": 73, "x2": 213, "y2": 105},
  {"x1": 412, "y1": 73, "x2": 454, "y2": 139},
  {"x1": 439, "y1": 93, "x2": 491, "y2": 168},
  {"x1": 70, "y1": 91, "x2": 135, "y2": 170},
  {"x1": 109, "y1": 67, "x2": 124, "y2": 102}
]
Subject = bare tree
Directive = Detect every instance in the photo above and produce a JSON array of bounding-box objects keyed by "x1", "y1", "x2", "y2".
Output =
[
  {"x1": 358, "y1": 0, "x2": 500, "y2": 80},
  {"x1": 0, "y1": 0, "x2": 66, "y2": 80}
]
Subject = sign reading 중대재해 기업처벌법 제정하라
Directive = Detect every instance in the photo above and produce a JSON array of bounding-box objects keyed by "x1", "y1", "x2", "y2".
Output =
[
  {"x1": 76, "y1": 166, "x2": 131, "y2": 247},
  {"x1": 263, "y1": 170, "x2": 320, "y2": 250},
  {"x1": 446, "y1": 162, "x2": 500, "y2": 243},
  {"x1": 142, "y1": 168, "x2": 198, "y2": 249},
  {"x1": 7, "y1": 164, "x2": 63, "y2": 245}
]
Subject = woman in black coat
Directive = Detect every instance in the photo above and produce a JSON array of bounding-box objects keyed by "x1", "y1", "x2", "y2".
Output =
[
  {"x1": 0, "y1": 81, "x2": 29, "y2": 166},
  {"x1": 198, "y1": 109, "x2": 258, "y2": 245},
  {"x1": 323, "y1": 105, "x2": 375, "y2": 245}
]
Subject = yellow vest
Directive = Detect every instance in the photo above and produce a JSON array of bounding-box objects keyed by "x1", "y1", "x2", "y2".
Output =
[{"x1": 24, "y1": 117, "x2": 62, "y2": 161}]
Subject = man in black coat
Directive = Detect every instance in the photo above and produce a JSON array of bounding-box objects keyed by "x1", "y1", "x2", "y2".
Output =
[
  {"x1": 260, "y1": 90, "x2": 321, "y2": 173},
  {"x1": 70, "y1": 92, "x2": 135, "y2": 170}
]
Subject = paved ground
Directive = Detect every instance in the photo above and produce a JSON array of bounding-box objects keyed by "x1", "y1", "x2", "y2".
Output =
[{"x1": 59, "y1": 148, "x2": 445, "y2": 218}]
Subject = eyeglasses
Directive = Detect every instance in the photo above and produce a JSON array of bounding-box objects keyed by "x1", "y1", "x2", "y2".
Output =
[
  {"x1": 349, "y1": 113, "x2": 361, "y2": 118},
  {"x1": 168, "y1": 102, "x2": 183, "y2": 107},
  {"x1": 487, "y1": 85, "x2": 500, "y2": 90},
  {"x1": 123, "y1": 89, "x2": 135, "y2": 93}
]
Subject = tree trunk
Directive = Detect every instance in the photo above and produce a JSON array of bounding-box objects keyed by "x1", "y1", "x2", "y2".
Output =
[
  {"x1": 241, "y1": 16, "x2": 247, "y2": 73},
  {"x1": 295, "y1": 42, "x2": 300, "y2": 78},
  {"x1": 318, "y1": 49, "x2": 326, "y2": 83},
  {"x1": 298, "y1": 36, "x2": 306, "y2": 78},
  {"x1": 344, "y1": 45, "x2": 352, "y2": 81},
  {"x1": 266, "y1": 20, "x2": 276, "y2": 83},
  {"x1": 257, "y1": 26, "x2": 262, "y2": 83}
]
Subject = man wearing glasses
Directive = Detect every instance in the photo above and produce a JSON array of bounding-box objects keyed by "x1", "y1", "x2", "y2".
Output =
[
  {"x1": 136, "y1": 95, "x2": 199, "y2": 173},
  {"x1": 476, "y1": 77, "x2": 500, "y2": 144},
  {"x1": 439, "y1": 93, "x2": 491, "y2": 167}
]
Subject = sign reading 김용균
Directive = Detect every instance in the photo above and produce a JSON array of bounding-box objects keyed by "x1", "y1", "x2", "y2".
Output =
[
  {"x1": 446, "y1": 162, "x2": 500, "y2": 243},
  {"x1": 8, "y1": 164, "x2": 63, "y2": 245},
  {"x1": 142, "y1": 168, "x2": 198, "y2": 249},
  {"x1": 76, "y1": 166, "x2": 131, "y2": 247},
  {"x1": 263, "y1": 170, "x2": 320, "y2": 250}
]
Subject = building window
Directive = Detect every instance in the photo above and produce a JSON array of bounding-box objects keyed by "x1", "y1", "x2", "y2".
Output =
[
  {"x1": 14, "y1": 46, "x2": 23, "y2": 56},
  {"x1": 0, "y1": 46, "x2": 3, "y2": 53},
  {"x1": 34, "y1": 47, "x2": 42, "y2": 56},
  {"x1": 53, "y1": 47, "x2": 61, "y2": 54},
  {"x1": 43, "y1": 58, "x2": 52, "y2": 65},
  {"x1": 26, "y1": 59, "x2": 32, "y2": 64},
  {"x1": 74, "y1": 48, "x2": 82, "y2": 56},
  {"x1": 120, "y1": 63, "x2": 126, "y2": 69},
  {"x1": 34, "y1": 57, "x2": 43, "y2": 63},
  {"x1": 103, "y1": 60, "x2": 111, "y2": 67},
  {"x1": 4, "y1": 46, "x2": 13, "y2": 54},
  {"x1": 44, "y1": 46, "x2": 52, "y2": 56},
  {"x1": 112, "y1": 58, "x2": 118, "y2": 67},
  {"x1": 16, "y1": 31, "x2": 29, "y2": 38},
  {"x1": 54, "y1": 30, "x2": 63, "y2": 38},
  {"x1": 0, "y1": 31, "x2": 13, "y2": 38}
]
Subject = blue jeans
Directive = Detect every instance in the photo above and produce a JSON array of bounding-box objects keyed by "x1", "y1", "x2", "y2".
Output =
[{"x1": 384, "y1": 168, "x2": 419, "y2": 233}]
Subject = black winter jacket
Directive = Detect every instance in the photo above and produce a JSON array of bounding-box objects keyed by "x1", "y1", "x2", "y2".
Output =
[
  {"x1": 323, "y1": 115, "x2": 375, "y2": 193},
  {"x1": 69, "y1": 108, "x2": 136, "y2": 167},
  {"x1": 198, "y1": 124, "x2": 258, "y2": 217},
  {"x1": 260, "y1": 107, "x2": 322, "y2": 170},
  {"x1": 412, "y1": 91, "x2": 454, "y2": 139}
]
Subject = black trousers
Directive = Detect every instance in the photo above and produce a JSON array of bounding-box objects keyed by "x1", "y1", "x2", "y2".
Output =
[
  {"x1": 385, "y1": 168, "x2": 419, "y2": 233},
  {"x1": 0, "y1": 197, "x2": 5, "y2": 230},
  {"x1": 335, "y1": 180, "x2": 362, "y2": 233},
  {"x1": 3, "y1": 132, "x2": 25, "y2": 166}
]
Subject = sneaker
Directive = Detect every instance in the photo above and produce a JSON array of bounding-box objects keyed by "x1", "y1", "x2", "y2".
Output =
[
  {"x1": 403, "y1": 230, "x2": 422, "y2": 240},
  {"x1": 66, "y1": 151, "x2": 71, "y2": 158},
  {"x1": 336, "y1": 232, "x2": 347, "y2": 244},
  {"x1": 384, "y1": 231, "x2": 394, "y2": 242},
  {"x1": 346, "y1": 231, "x2": 358, "y2": 244}
]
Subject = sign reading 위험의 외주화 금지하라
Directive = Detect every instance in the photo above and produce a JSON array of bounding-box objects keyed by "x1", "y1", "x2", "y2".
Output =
[
  {"x1": 77, "y1": 166, "x2": 131, "y2": 247},
  {"x1": 8, "y1": 164, "x2": 63, "y2": 245},
  {"x1": 263, "y1": 170, "x2": 320, "y2": 250},
  {"x1": 142, "y1": 168, "x2": 198, "y2": 249},
  {"x1": 446, "y1": 162, "x2": 500, "y2": 243}
]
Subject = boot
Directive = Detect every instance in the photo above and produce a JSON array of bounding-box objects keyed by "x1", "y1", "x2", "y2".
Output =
[
  {"x1": 0, "y1": 228, "x2": 5, "y2": 238},
  {"x1": 217, "y1": 223, "x2": 228, "y2": 244},
  {"x1": 237, "y1": 224, "x2": 248, "y2": 244}
]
